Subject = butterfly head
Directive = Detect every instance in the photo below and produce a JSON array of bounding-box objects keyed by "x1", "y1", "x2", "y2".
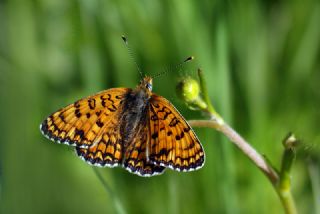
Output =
[{"x1": 138, "y1": 76, "x2": 153, "y2": 93}]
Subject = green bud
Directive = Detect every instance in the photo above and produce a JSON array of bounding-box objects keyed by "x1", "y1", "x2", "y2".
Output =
[
  {"x1": 279, "y1": 132, "x2": 299, "y2": 191},
  {"x1": 176, "y1": 76, "x2": 207, "y2": 110},
  {"x1": 282, "y1": 132, "x2": 299, "y2": 149},
  {"x1": 176, "y1": 77, "x2": 199, "y2": 102}
]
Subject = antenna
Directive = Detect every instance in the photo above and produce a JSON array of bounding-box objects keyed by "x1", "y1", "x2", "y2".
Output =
[
  {"x1": 121, "y1": 35, "x2": 143, "y2": 78},
  {"x1": 152, "y1": 56, "x2": 194, "y2": 79}
]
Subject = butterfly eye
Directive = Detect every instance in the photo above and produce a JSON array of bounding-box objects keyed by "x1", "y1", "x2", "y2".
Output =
[{"x1": 146, "y1": 83, "x2": 152, "y2": 91}]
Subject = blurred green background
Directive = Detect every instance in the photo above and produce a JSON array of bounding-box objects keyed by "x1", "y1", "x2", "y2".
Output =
[{"x1": 0, "y1": 0, "x2": 319, "y2": 213}]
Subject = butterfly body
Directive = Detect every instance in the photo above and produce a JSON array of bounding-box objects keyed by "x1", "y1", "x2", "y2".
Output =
[
  {"x1": 40, "y1": 76, "x2": 205, "y2": 177},
  {"x1": 120, "y1": 77, "x2": 152, "y2": 146}
]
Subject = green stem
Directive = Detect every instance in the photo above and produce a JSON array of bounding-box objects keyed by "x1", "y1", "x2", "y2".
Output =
[
  {"x1": 197, "y1": 69, "x2": 223, "y2": 122},
  {"x1": 275, "y1": 188, "x2": 297, "y2": 214},
  {"x1": 275, "y1": 134, "x2": 298, "y2": 214},
  {"x1": 92, "y1": 168, "x2": 127, "y2": 214}
]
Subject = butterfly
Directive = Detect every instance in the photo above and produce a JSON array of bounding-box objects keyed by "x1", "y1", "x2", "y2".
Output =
[{"x1": 40, "y1": 76, "x2": 205, "y2": 177}]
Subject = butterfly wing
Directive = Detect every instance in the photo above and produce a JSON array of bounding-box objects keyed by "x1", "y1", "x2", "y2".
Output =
[
  {"x1": 75, "y1": 126, "x2": 123, "y2": 167},
  {"x1": 148, "y1": 94, "x2": 205, "y2": 172},
  {"x1": 123, "y1": 117, "x2": 166, "y2": 177},
  {"x1": 40, "y1": 88, "x2": 129, "y2": 149}
]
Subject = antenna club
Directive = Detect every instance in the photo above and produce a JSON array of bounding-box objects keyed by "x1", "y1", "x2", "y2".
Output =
[
  {"x1": 184, "y1": 56, "x2": 195, "y2": 62},
  {"x1": 121, "y1": 35, "x2": 128, "y2": 44}
]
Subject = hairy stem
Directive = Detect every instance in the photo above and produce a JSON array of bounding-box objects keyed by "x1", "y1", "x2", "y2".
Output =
[
  {"x1": 188, "y1": 119, "x2": 278, "y2": 183},
  {"x1": 188, "y1": 119, "x2": 299, "y2": 214}
]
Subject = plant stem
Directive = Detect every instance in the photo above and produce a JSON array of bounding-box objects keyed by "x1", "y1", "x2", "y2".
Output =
[
  {"x1": 276, "y1": 188, "x2": 297, "y2": 214},
  {"x1": 198, "y1": 69, "x2": 218, "y2": 116},
  {"x1": 188, "y1": 119, "x2": 299, "y2": 214},
  {"x1": 92, "y1": 168, "x2": 127, "y2": 214},
  {"x1": 190, "y1": 69, "x2": 298, "y2": 214},
  {"x1": 275, "y1": 134, "x2": 298, "y2": 214},
  {"x1": 197, "y1": 69, "x2": 226, "y2": 124},
  {"x1": 188, "y1": 119, "x2": 278, "y2": 183}
]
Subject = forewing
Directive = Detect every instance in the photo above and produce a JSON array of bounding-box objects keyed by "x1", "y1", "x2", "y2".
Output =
[
  {"x1": 123, "y1": 118, "x2": 165, "y2": 177},
  {"x1": 40, "y1": 88, "x2": 129, "y2": 148},
  {"x1": 148, "y1": 94, "x2": 205, "y2": 172}
]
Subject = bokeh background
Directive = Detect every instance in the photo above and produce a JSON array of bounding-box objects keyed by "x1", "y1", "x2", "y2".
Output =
[{"x1": 1, "y1": 0, "x2": 319, "y2": 213}]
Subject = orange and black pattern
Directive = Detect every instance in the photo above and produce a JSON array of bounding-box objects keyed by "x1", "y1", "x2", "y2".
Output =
[
  {"x1": 75, "y1": 128, "x2": 123, "y2": 167},
  {"x1": 40, "y1": 76, "x2": 205, "y2": 177},
  {"x1": 123, "y1": 124, "x2": 166, "y2": 176},
  {"x1": 40, "y1": 88, "x2": 128, "y2": 167},
  {"x1": 148, "y1": 95, "x2": 205, "y2": 171},
  {"x1": 40, "y1": 88, "x2": 128, "y2": 148}
]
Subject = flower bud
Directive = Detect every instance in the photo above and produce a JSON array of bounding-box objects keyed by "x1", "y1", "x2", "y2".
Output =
[
  {"x1": 282, "y1": 133, "x2": 299, "y2": 149},
  {"x1": 176, "y1": 76, "x2": 207, "y2": 110}
]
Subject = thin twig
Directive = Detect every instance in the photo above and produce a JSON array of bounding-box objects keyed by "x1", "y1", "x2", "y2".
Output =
[{"x1": 188, "y1": 119, "x2": 279, "y2": 183}]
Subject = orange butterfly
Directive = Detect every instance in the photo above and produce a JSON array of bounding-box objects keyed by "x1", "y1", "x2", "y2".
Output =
[{"x1": 40, "y1": 76, "x2": 205, "y2": 176}]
